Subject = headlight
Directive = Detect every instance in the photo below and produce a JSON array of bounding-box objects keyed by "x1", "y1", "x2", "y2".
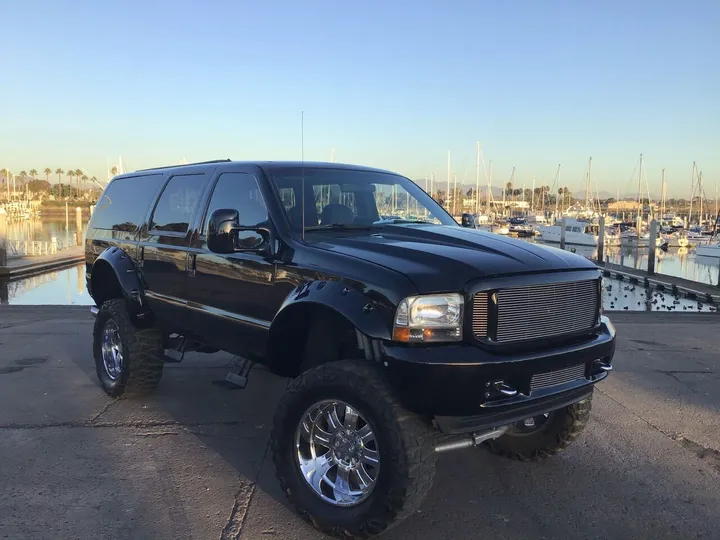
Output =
[{"x1": 392, "y1": 293, "x2": 464, "y2": 342}]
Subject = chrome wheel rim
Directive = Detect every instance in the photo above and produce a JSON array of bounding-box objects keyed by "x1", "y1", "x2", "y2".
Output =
[
  {"x1": 294, "y1": 400, "x2": 380, "y2": 507},
  {"x1": 101, "y1": 319, "x2": 123, "y2": 380}
]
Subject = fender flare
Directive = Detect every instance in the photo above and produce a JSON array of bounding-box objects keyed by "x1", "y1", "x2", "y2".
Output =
[
  {"x1": 90, "y1": 247, "x2": 152, "y2": 326},
  {"x1": 267, "y1": 280, "x2": 394, "y2": 373}
]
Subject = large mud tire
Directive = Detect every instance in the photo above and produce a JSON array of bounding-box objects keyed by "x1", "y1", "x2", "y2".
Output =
[
  {"x1": 271, "y1": 360, "x2": 436, "y2": 539},
  {"x1": 486, "y1": 392, "x2": 593, "y2": 461},
  {"x1": 92, "y1": 299, "x2": 165, "y2": 398}
]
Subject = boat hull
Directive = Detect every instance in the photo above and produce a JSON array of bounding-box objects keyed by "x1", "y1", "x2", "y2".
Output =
[
  {"x1": 537, "y1": 226, "x2": 597, "y2": 246},
  {"x1": 695, "y1": 244, "x2": 720, "y2": 258}
]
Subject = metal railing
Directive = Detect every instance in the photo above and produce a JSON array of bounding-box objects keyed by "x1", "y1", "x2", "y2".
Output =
[{"x1": 6, "y1": 237, "x2": 79, "y2": 258}]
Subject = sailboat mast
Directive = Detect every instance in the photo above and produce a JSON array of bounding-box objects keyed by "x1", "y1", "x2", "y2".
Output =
[
  {"x1": 447, "y1": 150, "x2": 451, "y2": 211},
  {"x1": 661, "y1": 169, "x2": 666, "y2": 218},
  {"x1": 531, "y1": 178, "x2": 535, "y2": 212},
  {"x1": 487, "y1": 155, "x2": 492, "y2": 215},
  {"x1": 453, "y1": 174, "x2": 458, "y2": 215},
  {"x1": 699, "y1": 171, "x2": 704, "y2": 226},
  {"x1": 636, "y1": 154, "x2": 643, "y2": 236},
  {"x1": 554, "y1": 164, "x2": 560, "y2": 217},
  {"x1": 637, "y1": 154, "x2": 643, "y2": 215},
  {"x1": 587, "y1": 156, "x2": 592, "y2": 211},
  {"x1": 689, "y1": 161, "x2": 695, "y2": 226},
  {"x1": 475, "y1": 142, "x2": 480, "y2": 215}
]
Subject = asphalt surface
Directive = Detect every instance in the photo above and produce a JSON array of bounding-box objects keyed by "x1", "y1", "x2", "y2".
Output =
[{"x1": 1, "y1": 307, "x2": 719, "y2": 540}]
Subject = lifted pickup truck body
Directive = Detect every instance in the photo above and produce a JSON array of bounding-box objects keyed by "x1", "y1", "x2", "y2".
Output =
[{"x1": 85, "y1": 159, "x2": 615, "y2": 538}]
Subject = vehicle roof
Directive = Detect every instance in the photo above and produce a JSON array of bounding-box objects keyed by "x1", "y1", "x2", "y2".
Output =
[{"x1": 114, "y1": 159, "x2": 398, "y2": 179}]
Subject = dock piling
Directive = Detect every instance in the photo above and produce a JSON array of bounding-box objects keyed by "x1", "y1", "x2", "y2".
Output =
[
  {"x1": 0, "y1": 208, "x2": 7, "y2": 267},
  {"x1": 75, "y1": 207, "x2": 83, "y2": 246},
  {"x1": 597, "y1": 215, "x2": 605, "y2": 263},
  {"x1": 560, "y1": 217, "x2": 566, "y2": 250},
  {"x1": 648, "y1": 219, "x2": 659, "y2": 275}
]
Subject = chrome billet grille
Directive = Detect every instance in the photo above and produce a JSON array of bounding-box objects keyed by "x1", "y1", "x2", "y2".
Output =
[
  {"x1": 472, "y1": 292, "x2": 489, "y2": 338},
  {"x1": 493, "y1": 279, "x2": 598, "y2": 343},
  {"x1": 531, "y1": 363, "x2": 587, "y2": 391}
]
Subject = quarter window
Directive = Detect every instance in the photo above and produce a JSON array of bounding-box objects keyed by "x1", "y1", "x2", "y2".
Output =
[
  {"x1": 91, "y1": 174, "x2": 165, "y2": 232},
  {"x1": 150, "y1": 174, "x2": 206, "y2": 233}
]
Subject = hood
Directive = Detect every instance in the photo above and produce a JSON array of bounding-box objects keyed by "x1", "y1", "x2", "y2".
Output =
[{"x1": 309, "y1": 224, "x2": 599, "y2": 293}]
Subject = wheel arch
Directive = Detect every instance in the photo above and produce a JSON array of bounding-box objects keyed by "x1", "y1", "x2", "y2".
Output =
[
  {"x1": 90, "y1": 247, "x2": 153, "y2": 327},
  {"x1": 267, "y1": 280, "x2": 393, "y2": 377}
]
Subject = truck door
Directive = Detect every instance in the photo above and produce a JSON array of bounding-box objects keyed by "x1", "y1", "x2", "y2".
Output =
[
  {"x1": 185, "y1": 170, "x2": 281, "y2": 355},
  {"x1": 139, "y1": 171, "x2": 210, "y2": 328}
]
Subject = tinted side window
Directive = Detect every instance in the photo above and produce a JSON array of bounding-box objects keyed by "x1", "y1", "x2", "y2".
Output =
[
  {"x1": 150, "y1": 174, "x2": 207, "y2": 233},
  {"x1": 203, "y1": 173, "x2": 268, "y2": 232},
  {"x1": 91, "y1": 174, "x2": 165, "y2": 232}
]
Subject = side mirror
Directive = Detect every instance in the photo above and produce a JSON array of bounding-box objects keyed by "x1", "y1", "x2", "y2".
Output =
[
  {"x1": 461, "y1": 213, "x2": 475, "y2": 228},
  {"x1": 207, "y1": 208, "x2": 270, "y2": 254}
]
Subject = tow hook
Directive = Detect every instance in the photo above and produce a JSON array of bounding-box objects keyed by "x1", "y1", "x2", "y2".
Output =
[
  {"x1": 484, "y1": 379, "x2": 519, "y2": 399},
  {"x1": 434, "y1": 425, "x2": 509, "y2": 453},
  {"x1": 595, "y1": 360, "x2": 613, "y2": 372}
]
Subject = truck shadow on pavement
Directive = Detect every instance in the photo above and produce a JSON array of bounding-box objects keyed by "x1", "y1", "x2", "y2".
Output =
[
  {"x1": 3, "y1": 307, "x2": 718, "y2": 539},
  {"x1": 68, "y1": 350, "x2": 720, "y2": 540}
]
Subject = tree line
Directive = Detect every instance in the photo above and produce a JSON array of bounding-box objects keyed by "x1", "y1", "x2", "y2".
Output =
[{"x1": 0, "y1": 167, "x2": 114, "y2": 200}]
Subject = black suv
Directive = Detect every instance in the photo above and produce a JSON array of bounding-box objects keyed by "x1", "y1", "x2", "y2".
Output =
[{"x1": 85, "y1": 159, "x2": 615, "y2": 538}]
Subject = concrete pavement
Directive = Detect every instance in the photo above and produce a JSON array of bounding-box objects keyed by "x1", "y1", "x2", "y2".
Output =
[{"x1": 0, "y1": 307, "x2": 719, "y2": 540}]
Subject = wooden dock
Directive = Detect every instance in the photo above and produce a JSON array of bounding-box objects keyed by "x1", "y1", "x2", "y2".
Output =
[
  {"x1": 0, "y1": 246, "x2": 85, "y2": 279},
  {"x1": 598, "y1": 261, "x2": 720, "y2": 304}
]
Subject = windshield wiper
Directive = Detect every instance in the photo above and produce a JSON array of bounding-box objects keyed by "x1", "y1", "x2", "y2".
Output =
[
  {"x1": 381, "y1": 219, "x2": 435, "y2": 225},
  {"x1": 304, "y1": 224, "x2": 379, "y2": 231}
]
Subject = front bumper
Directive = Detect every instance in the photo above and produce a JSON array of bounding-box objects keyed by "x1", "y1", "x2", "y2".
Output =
[{"x1": 381, "y1": 315, "x2": 616, "y2": 418}]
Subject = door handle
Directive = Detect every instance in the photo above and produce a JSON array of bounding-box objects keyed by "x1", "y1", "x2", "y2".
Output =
[{"x1": 188, "y1": 253, "x2": 197, "y2": 277}]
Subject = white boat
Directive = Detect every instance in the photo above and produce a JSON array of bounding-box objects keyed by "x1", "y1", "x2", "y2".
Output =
[
  {"x1": 695, "y1": 242, "x2": 720, "y2": 258},
  {"x1": 537, "y1": 218, "x2": 616, "y2": 247},
  {"x1": 478, "y1": 221, "x2": 509, "y2": 235},
  {"x1": 661, "y1": 232, "x2": 689, "y2": 248},
  {"x1": 620, "y1": 230, "x2": 665, "y2": 248},
  {"x1": 687, "y1": 230, "x2": 713, "y2": 245}
]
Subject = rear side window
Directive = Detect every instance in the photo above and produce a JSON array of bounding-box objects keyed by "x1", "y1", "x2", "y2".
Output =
[
  {"x1": 90, "y1": 174, "x2": 165, "y2": 232},
  {"x1": 150, "y1": 174, "x2": 207, "y2": 233}
]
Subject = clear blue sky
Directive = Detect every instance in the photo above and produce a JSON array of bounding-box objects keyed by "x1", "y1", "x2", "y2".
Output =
[{"x1": 1, "y1": 0, "x2": 718, "y2": 198}]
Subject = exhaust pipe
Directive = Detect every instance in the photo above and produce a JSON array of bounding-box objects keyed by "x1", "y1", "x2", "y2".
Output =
[{"x1": 434, "y1": 426, "x2": 509, "y2": 453}]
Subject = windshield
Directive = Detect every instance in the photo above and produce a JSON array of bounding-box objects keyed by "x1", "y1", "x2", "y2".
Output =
[{"x1": 267, "y1": 167, "x2": 457, "y2": 233}]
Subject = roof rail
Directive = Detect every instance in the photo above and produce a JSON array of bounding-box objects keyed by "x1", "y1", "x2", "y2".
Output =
[{"x1": 136, "y1": 158, "x2": 232, "y2": 172}]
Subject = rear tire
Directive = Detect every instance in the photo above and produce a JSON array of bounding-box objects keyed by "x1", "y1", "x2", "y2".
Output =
[
  {"x1": 486, "y1": 392, "x2": 593, "y2": 461},
  {"x1": 271, "y1": 360, "x2": 436, "y2": 539},
  {"x1": 92, "y1": 299, "x2": 165, "y2": 398}
]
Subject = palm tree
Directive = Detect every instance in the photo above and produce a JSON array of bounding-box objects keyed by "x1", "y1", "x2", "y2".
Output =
[
  {"x1": 29, "y1": 169, "x2": 38, "y2": 180},
  {"x1": 44, "y1": 168, "x2": 52, "y2": 184},
  {"x1": 66, "y1": 170, "x2": 75, "y2": 198},
  {"x1": 110, "y1": 166, "x2": 118, "y2": 177},
  {"x1": 81, "y1": 175, "x2": 88, "y2": 198},
  {"x1": 55, "y1": 168, "x2": 64, "y2": 198},
  {"x1": 19, "y1": 170, "x2": 27, "y2": 178},
  {"x1": 75, "y1": 169, "x2": 83, "y2": 199}
]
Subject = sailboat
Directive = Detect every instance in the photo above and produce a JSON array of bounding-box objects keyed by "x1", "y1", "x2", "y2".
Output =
[
  {"x1": 537, "y1": 157, "x2": 618, "y2": 246},
  {"x1": 619, "y1": 154, "x2": 666, "y2": 248},
  {"x1": 695, "y1": 213, "x2": 720, "y2": 257}
]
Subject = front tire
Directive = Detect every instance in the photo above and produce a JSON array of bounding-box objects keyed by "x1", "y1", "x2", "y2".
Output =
[
  {"x1": 271, "y1": 360, "x2": 436, "y2": 539},
  {"x1": 486, "y1": 392, "x2": 593, "y2": 461},
  {"x1": 92, "y1": 298, "x2": 165, "y2": 398}
]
